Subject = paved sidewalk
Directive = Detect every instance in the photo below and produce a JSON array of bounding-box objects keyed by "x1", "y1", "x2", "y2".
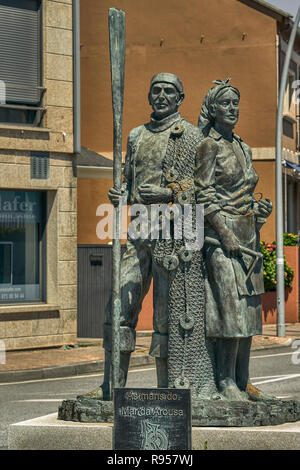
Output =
[{"x1": 0, "y1": 324, "x2": 299, "y2": 382}]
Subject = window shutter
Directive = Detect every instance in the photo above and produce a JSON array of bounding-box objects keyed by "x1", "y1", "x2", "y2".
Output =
[{"x1": 0, "y1": 0, "x2": 40, "y2": 105}]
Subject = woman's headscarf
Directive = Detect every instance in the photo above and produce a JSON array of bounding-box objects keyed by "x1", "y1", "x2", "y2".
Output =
[{"x1": 198, "y1": 78, "x2": 240, "y2": 137}]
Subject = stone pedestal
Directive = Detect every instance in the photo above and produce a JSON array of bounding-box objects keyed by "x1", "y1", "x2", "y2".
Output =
[
  {"x1": 58, "y1": 396, "x2": 300, "y2": 427},
  {"x1": 8, "y1": 413, "x2": 300, "y2": 450}
]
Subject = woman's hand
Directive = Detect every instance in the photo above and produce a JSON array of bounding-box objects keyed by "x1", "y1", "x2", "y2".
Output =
[
  {"x1": 255, "y1": 198, "x2": 273, "y2": 219},
  {"x1": 221, "y1": 231, "x2": 242, "y2": 258},
  {"x1": 138, "y1": 184, "x2": 172, "y2": 204},
  {"x1": 207, "y1": 211, "x2": 242, "y2": 257}
]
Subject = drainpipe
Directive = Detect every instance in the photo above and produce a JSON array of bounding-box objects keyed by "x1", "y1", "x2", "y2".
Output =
[
  {"x1": 73, "y1": 0, "x2": 81, "y2": 157},
  {"x1": 276, "y1": 7, "x2": 300, "y2": 337}
]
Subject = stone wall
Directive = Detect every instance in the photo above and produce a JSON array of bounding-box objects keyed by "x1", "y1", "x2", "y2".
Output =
[{"x1": 0, "y1": 0, "x2": 77, "y2": 350}]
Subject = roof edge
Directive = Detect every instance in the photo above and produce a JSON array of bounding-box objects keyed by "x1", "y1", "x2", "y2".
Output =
[{"x1": 237, "y1": 0, "x2": 292, "y2": 21}]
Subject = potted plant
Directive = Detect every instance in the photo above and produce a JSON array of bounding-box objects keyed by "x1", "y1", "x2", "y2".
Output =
[{"x1": 261, "y1": 234, "x2": 298, "y2": 324}]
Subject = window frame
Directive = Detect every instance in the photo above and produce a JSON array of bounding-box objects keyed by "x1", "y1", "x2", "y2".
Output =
[
  {"x1": 0, "y1": 0, "x2": 45, "y2": 127},
  {"x1": 0, "y1": 189, "x2": 46, "y2": 305}
]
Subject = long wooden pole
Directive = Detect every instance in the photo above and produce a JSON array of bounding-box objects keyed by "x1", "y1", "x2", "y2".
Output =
[{"x1": 108, "y1": 8, "x2": 125, "y2": 395}]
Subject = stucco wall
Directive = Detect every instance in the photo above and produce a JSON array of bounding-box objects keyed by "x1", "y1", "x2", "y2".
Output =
[
  {"x1": 253, "y1": 160, "x2": 276, "y2": 243},
  {"x1": 81, "y1": 0, "x2": 278, "y2": 157},
  {"x1": 78, "y1": 177, "x2": 113, "y2": 245}
]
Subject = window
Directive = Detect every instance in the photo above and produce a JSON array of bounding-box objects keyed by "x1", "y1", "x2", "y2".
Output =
[
  {"x1": 283, "y1": 72, "x2": 297, "y2": 118},
  {"x1": 0, "y1": 190, "x2": 45, "y2": 303},
  {"x1": 0, "y1": 0, "x2": 45, "y2": 126}
]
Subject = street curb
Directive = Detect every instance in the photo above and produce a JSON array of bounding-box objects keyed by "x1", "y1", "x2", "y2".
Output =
[
  {"x1": 251, "y1": 337, "x2": 295, "y2": 351},
  {"x1": 0, "y1": 354, "x2": 155, "y2": 383},
  {"x1": 0, "y1": 337, "x2": 297, "y2": 384}
]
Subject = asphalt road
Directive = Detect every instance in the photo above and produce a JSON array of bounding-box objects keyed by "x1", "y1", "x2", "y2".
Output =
[{"x1": 1, "y1": 343, "x2": 300, "y2": 449}]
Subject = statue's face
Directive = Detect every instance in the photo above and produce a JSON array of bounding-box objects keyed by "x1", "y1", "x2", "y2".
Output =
[
  {"x1": 149, "y1": 82, "x2": 181, "y2": 119},
  {"x1": 213, "y1": 89, "x2": 239, "y2": 128}
]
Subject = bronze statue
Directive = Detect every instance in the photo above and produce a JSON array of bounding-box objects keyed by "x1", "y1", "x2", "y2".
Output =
[
  {"x1": 60, "y1": 76, "x2": 300, "y2": 427},
  {"x1": 196, "y1": 78, "x2": 273, "y2": 401},
  {"x1": 81, "y1": 73, "x2": 218, "y2": 400}
]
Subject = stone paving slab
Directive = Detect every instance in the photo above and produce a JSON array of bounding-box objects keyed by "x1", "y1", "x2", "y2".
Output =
[{"x1": 8, "y1": 412, "x2": 300, "y2": 450}]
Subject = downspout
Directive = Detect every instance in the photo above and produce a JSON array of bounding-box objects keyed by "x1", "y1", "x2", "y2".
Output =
[
  {"x1": 73, "y1": 0, "x2": 81, "y2": 161},
  {"x1": 276, "y1": 8, "x2": 300, "y2": 337}
]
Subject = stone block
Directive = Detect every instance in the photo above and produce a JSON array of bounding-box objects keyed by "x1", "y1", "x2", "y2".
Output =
[
  {"x1": 0, "y1": 151, "x2": 16, "y2": 164},
  {"x1": 59, "y1": 212, "x2": 77, "y2": 237},
  {"x1": 58, "y1": 260, "x2": 77, "y2": 285},
  {"x1": 59, "y1": 211, "x2": 77, "y2": 237},
  {"x1": 46, "y1": 2, "x2": 72, "y2": 30},
  {"x1": 49, "y1": 0, "x2": 72, "y2": 4},
  {"x1": 49, "y1": 132, "x2": 74, "y2": 154},
  {"x1": 4, "y1": 319, "x2": 33, "y2": 339},
  {"x1": 58, "y1": 285, "x2": 77, "y2": 310},
  {"x1": 191, "y1": 424, "x2": 300, "y2": 450},
  {"x1": 62, "y1": 333, "x2": 77, "y2": 345},
  {"x1": 48, "y1": 165, "x2": 65, "y2": 187},
  {"x1": 14, "y1": 151, "x2": 31, "y2": 165},
  {"x1": 9, "y1": 414, "x2": 113, "y2": 450},
  {"x1": 0, "y1": 320, "x2": 6, "y2": 338},
  {"x1": 58, "y1": 237, "x2": 77, "y2": 261},
  {"x1": 0, "y1": 163, "x2": 31, "y2": 187},
  {"x1": 59, "y1": 187, "x2": 77, "y2": 212},
  {"x1": 8, "y1": 413, "x2": 300, "y2": 450},
  {"x1": 45, "y1": 80, "x2": 73, "y2": 108},
  {"x1": 63, "y1": 166, "x2": 77, "y2": 188},
  {"x1": 31, "y1": 314, "x2": 60, "y2": 337},
  {"x1": 58, "y1": 310, "x2": 77, "y2": 334},
  {"x1": 50, "y1": 153, "x2": 73, "y2": 167},
  {"x1": 45, "y1": 106, "x2": 73, "y2": 133},
  {"x1": 6, "y1": 334, "x2": 65, "y2": 351},
  {"x1": 45, "y1": 27, "x2": 73, "y2": 56},
  {"x1": 45, "y1": 54, "x2": 73, "y2": 82},
  {"x1": 0, "y1": 127, "x2": 50, "y2": 150},
  {"x1": 2, "y1": 337, "x2": 16, "y2": 350}
]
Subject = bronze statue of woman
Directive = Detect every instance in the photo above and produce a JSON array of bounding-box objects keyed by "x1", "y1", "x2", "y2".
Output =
[{"x1": 195, "y1": 79, "x2": 273, "y2": 401}]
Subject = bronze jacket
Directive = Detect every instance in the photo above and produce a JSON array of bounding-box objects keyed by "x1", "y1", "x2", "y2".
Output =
[{"x1": 195, "y1": 126, "x2": 264, "y2": 297}]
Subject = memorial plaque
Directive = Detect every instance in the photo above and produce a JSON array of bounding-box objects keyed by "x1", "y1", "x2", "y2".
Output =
[{"x1": 113, "y1": 388, "x2": 191, "y2": 450}]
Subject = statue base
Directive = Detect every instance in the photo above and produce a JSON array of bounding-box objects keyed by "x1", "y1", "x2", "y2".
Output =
[
  {"x1": 8, "y1": 412, "x2": 300, "y2": 449},
  {"x1": 58, "y1": 396, "x2": 300, "y2": 427}
]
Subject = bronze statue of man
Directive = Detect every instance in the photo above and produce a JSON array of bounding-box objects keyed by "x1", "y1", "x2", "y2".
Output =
[{"x1": 82, "y1": 73, "x2": 218, "y2": 401}]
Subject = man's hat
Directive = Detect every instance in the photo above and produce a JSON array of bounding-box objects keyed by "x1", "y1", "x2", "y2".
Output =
[{"x1": 150, "y1": 73, "x2": 183, "y2": 94}]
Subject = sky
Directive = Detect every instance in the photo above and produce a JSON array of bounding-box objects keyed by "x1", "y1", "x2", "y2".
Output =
[{"x1": 265, "y1": 0, "x2": 300, "y2": 19}]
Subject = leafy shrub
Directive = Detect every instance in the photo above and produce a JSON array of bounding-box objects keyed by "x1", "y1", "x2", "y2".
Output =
[
  {"x1": 260, "y1": 241, "x2": 294, "y2": 292},
  {"x1": 283, "y1": 232, "x2": 298, "y2": 246}
]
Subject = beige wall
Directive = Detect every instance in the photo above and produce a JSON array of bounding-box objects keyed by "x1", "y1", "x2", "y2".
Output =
[
  {"x1": 81, "y1": 0, "x2": 278, "y2": 157},
  {"x1": 79, "y1": 0, "x2": 280, "y2": 249},
  {"x1": 252, "y1": 160, "x2": 276, "y2": 242},
  {"x1": 0, "y1": 0, "x2": 77, "y2": 350},
  {"x1": 78, "y1": 177, "x2": 112, "y2": 245}
]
